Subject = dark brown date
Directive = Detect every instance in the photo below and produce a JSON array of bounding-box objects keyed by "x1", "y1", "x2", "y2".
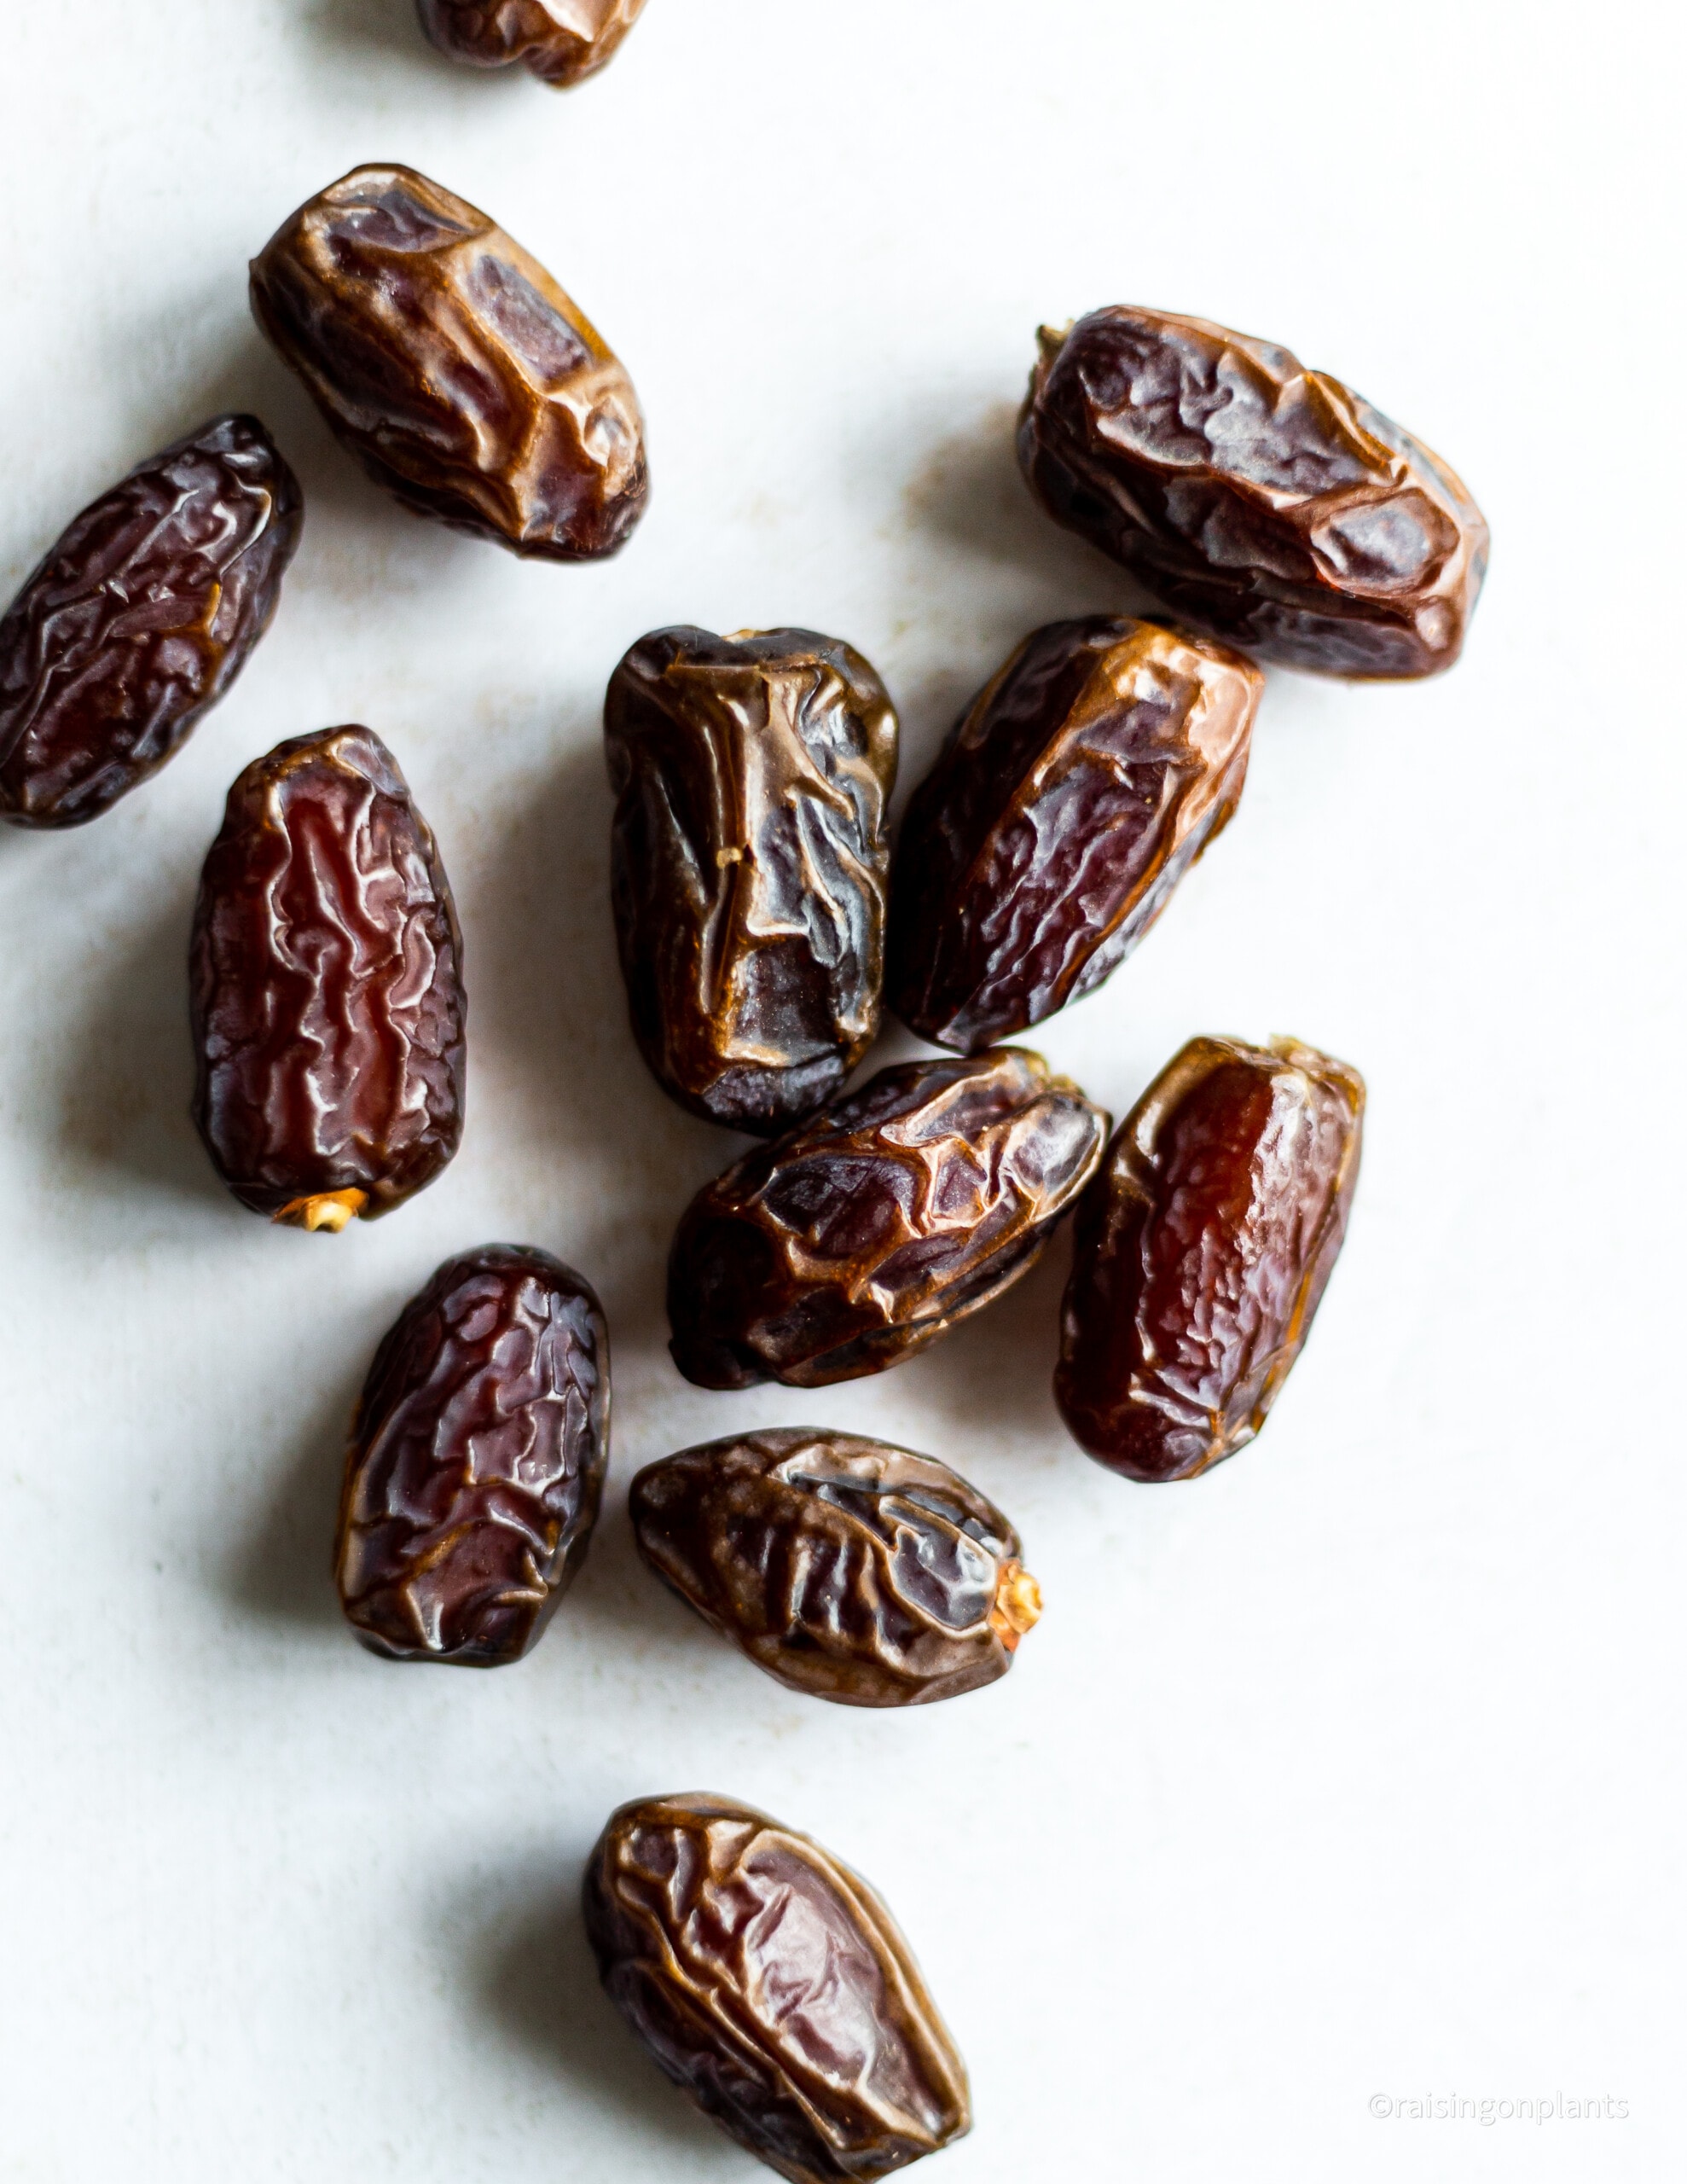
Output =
[
  {"x1": 1019, "y1": 306, "x2": 1488, "y2": 678},
  {"x1": 584, "y1": 1792, "x2": 971, "y2": 2183},
  {"x1": 669, "y1": 1045, "x2": 1109, "y2": 1388},
  {"x1": 250, "y1": 164, "x2": 646, "y2": 561},
  {"x1": 189, "y1": 725, "x2": 467, "y2": 1231},
  {"x1": 630, "y1": 1429, "x2": 1041, "y2": 1707},
  {"x1": 336, "y1": 1245, "x2": 608, "y2": 1664},
  {"x1": 0, "y1": 415, "x2": 301, "y2": 829},
  {"x1": 889, "y1": 616, "x2": 1261, "y2": 1051},
  {"x1": 417, "y1": 0, "x2": 646, "y2": 85},
  {"x1": 1056, "y1": 1035, "x2": 1364, "y2": 1481},
  {"x1": 606, "y1": 626, "x2": 898, "y2": 1134}
]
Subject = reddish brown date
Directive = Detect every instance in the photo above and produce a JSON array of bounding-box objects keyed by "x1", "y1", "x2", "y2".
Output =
[
  {"x1": 889, "y1": 617, "x2": 1261, "y2": 1051},
  {"x1": 669, "y1": 1045, "x2": 1108, "y2": 1389},
  {"x1": 606, "y1": 626, "x2": 898, "y2": 1134},
  {"x1": 1057, "y1": 1035, "x2": 1364, "y2": 1481},
  {"x1": 584, "y1": 1792, "x2": 971, "y2": 2183},
  {"x1": 1019, "y1": 306, "x2": 1488, "y2": 678},
  {"x1": 0, "y1": 415, "x2": 301, "y2": 829},
  {"x1": 630, "y1": 1429, "x2": 1041, "y2": 1707},
  {"x1": 189, "y1": 725, "x2": 467, "y2": 1231},
  {"x1": 250, "y1": 165, "x2": 646, "y2": 561},
  {"x1": 417, "y1": 0, "x2": 646, "y2": 85},
  {"x1": 336, "y1": 1246, "x2": 608, "y2": 1664}
]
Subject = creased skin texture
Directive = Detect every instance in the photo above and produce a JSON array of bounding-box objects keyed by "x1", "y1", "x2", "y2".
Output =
[
  {"x1": 1056, "y1": 1035, "x2": 1364, "y2": 1481},
  {"x1": 250, "y1": 164, "x2": 646, "y2": 561},
  {"x1": 1019, "y1": 306, "x2": 1488, "y2": 678},
  {"x1": 630, "y1": 1429, "x2": 1031, "y2": 1707},
  {"x1": 337, "y1": 1246, "x2": 608, "y2": 1664},
  {"x1": 669, "y1": 1046, "x2": 1109, "y2": 1389},
  {"x1": 0, "y1": 416, "x2": 301, "y2": 828},
  {"x1": 188, "y1": 725, "x2": 467, "y2": 1223},
  {"x1": 606, "y1": 627, "x2": 898, "y2": 1135},
  {"x1": 417, "y1": 0, "x2": 646, "y2": 85},
  {"x1": 584, "y1": 1793, "x2": 971, "y2": 2184},
  {"x1": 889, "y1": 617, "x2": 1261, "y2": 1051}
]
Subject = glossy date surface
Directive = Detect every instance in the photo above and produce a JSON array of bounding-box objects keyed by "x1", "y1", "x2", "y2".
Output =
[
  {"x1": 630, "y1": 1429, "x2": 1041, "y2": 1707},
  {"x1": 417, "y1": 0, "x2": 646, "y2": 85},
  {"x1": 250, "y1": 164, "x2": 646, "y2": 561},
  {"x1": 0, "y1": 415, "x2": 301, "y2": 829},
  {"x1": 1056, "y1": 1035, "x2": 1364, "y2": 1481},
  {"x1": 337, "y1": 1246, "x2": 608, "y2": 1664},
  {"x1": 1019, "y1": 306, "x2": 1488, "y2": 678},
  {"x1": 584, "y1": 1792, "x2": 971, "y2": 2184},
  {"x1": 606, "y1": 626, "x2": 897, "y2": 1134},
  {"x1": 669, "y1": 1045, "x2": 1108, "y2": 1389},
  {"x1": 889, "y1": 616, "x2": 1261, "y2": 1050},
  {"x1": 189, "y1": 724, "x2": 467, "y2": 1230}
]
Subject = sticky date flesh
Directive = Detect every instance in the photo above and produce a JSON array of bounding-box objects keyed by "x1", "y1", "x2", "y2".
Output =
[
  {"x1": 1057, "y1": 1035, "x2": 1364, "y2": 1480},
  {"x1": 889, "y1": 616, "x2": 1261, "y2": 1050},
  {"x1": 606, "y1": 626, "x2": 898, "y2": 1134},
  {"x1": 189, "y1": 725, "x2": 467, "y2": 1229},
  {"x1": 0, "y1": 415, "x2": 301, "y2": 828},
  {"x1": 417, "y1": 0, "x2": 647, "y2": 85},
  {"x1": 585, "y1": 1793, "x2": 971, "y2": 2183}
]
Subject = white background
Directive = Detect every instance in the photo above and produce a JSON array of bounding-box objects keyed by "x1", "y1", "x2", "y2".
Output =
[{"x1": 1, "y1": 3, "x2": 1681, "y2": 2178}]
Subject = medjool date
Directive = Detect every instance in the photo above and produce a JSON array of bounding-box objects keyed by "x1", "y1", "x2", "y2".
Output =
[
  {"x1": 250, "y1": 164, "x2": 646, "y2": 560},
  {"x1": 1019, "y1": 306, "x2": 1488, "y2": 678},
  {"x1": 0, "y1": 415, "x2": 301, "y2": 829},
  {"x1": 189, "y1": 724, "x2": 466, "y2": 1230},
  {"x1": 584, "y1": 1792, "x2": 971, "y2": 2183},
  {"x1": 337, "y1": 1246, "x2": 608, "y2": 1664},
  {"x1": 1057, "y1": 1035, "x2": 1364, "y2": 1481},
  {"x1": 669, "y1": 1045, "x2": 1108, "y2": 1389},
  {"x1": 417, "y1": 0, "x2": 646, "y2": 85},
  {"x1": 606, "y1": 625, "x2": 897, "y2": 1134},
  {"x1": 889, "y1": 616, "x2": 1261, "y2": 1051},
  {"x1": 630, "y1": 1428, "x2": 1041, "y2": 1706}
]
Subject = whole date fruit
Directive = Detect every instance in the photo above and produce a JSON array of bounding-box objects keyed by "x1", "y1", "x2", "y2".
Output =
[
  {"x1": 189, "y1": 724, "x2": 467, "y2": 1231},
  {"x1": 606, "y1": 626, "x2": 898, "y2": 1134},
  {"x1": 1057, "y1": 1035, "x2": 1364, "y2": 1481},
  {"x1": 669, "y1": 1045, "x2": 1108, "y2": 1389},
  {"x1": 0, "y1": 415, "x2": 301, "y2": 829},
  {"x1": 1019, "y1": 305, "x2": 1488, "y2": 678},
  {"x1": 417, "y1": 0, "x2": 646, "y2": 85},
  {"x1": 630, "y1": 1428, "x2": 1041, "y2": 1707},
  {"x1": 584, "y1": 1792, "x2": 971, "y2": 2183},
  {"x1": 337, "y1": 1245, "x2": 608, "y2": 1664},
  {"x1": 889, "y1": 616, "x2": 1261, "y2": 1051},
  {"x1": 250, "y1": 164, "x2": 646, "y2": 561}
]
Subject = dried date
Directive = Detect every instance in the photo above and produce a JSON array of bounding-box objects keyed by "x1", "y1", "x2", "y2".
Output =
[
  {"x1": 1019, "y1": 306, "x2": 1488, "y2": 677},
  {"x1": 1056, "y1": 1034, "x2": 1364, "y2": 1480},
  {"x1": 189, "y1": 724, "x2": 467, "y2": 1231},
  {"x1": 250, "y1": 164, "x2": 646, "y2": 561},
  {"x1": 669, "y1": 1045, "x2": 1108, "y2": 1388},
  {"x1": 889, "y1": 616, "x2": 1261, "y2": 1050},
  {"x1": 606, "y1": 626, "x2": 898, "y2": 1133},
  {"x1": 584, "y1": 1792, "x2": 971, "y2": 2183},
  {"x1": 417, "y1": 0, "x2": 646, "y2": 85},
  {"x1": 337, "y1": 1246, "x2": 608, "y2": 1664},
  {"x1": 0, "y1": 415, "x2": 301, "y2": 829}
]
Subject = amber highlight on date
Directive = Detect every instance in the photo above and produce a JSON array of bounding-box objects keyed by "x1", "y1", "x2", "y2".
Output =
[{"x1": 417, "y1": 0, "x2": 647, "y2": 85}]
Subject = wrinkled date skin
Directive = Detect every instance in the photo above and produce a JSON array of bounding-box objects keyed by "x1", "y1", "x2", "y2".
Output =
[
  {"x1": 630, "y1": 1429, "x2": 1042, "y2": 1707},
  {"x1": 189, "y1": 725, "x2": 467, "y2": 1231},
  {"x1": 417, "y1": 0, "x2": 647, "y2": 85},
  {"x1": 250, "y1": 164, "x2": 646, "y2": 560},
  {"x1": 0, "y1": 416, "x2": 301, "y2": 829},
  {"x1": 606, "y1": 626, "x2": 898, "y2": 1134},
  {"x1": 889, "y1": 616, "x2": 1261, "y2": 1050},
  {"x1": 337, "y1": 1246, "x2": 609, "y2": 1664},
  {"x1": 669, "y1": 1046, "x2": 1109, "y2": 1389},
  {"x1": 1056, "y1": 1035, "x2": 1365, "y2": 1481},
  {"x1": 584, "y1": 1792, "x2": 971, "y2": 2184},
  {"x1": 1019, "y1": 305, "x2": 1489, "y2": 678}
]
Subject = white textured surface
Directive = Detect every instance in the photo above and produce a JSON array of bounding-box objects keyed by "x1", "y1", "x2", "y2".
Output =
[{"x1": 0, "y1": 3, "x2": 1681, "y2": 2178}]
